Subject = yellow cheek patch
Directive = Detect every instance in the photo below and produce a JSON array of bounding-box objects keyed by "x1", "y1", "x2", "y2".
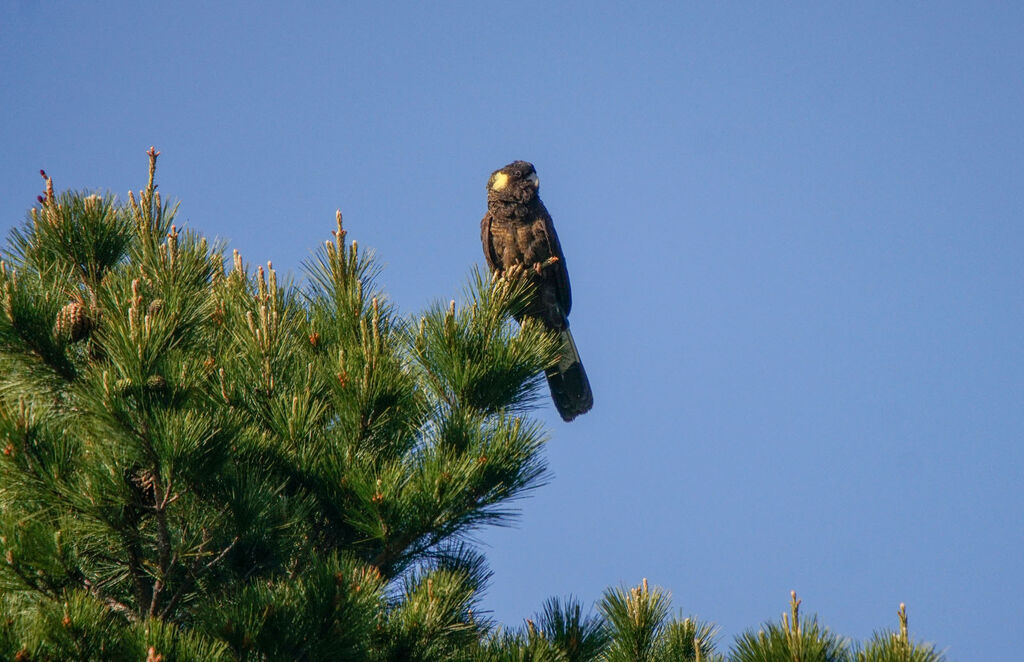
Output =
[{"x1": 490, "y1": 172, "x2": 509, "y2": 190}]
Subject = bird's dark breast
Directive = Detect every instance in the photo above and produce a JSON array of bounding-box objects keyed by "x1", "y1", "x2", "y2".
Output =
[
  {"x1": 487, "y1": 201, "x2": 565, "y2": 330},
  {"x1": 488, "y1": 205, "x2": 548, "y2": 266},
  {"x1": 488, "y1": 199, "x2": 534, "y2": 222}
]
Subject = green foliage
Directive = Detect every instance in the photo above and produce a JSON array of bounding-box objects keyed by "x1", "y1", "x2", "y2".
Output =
[
  {"x1": 601, "y1": 580, "x2": 673, "y2": 662},
  {"x1": 0, "y1": 154, "x2": 556, "y2": 660},
  {"x1": 599, "y1": 579, "x2": 722, "y2": 662},
  {"x1": 0, "y1": 154, "x2": 946, "y2": 661},
  {"x1": 197, "y1": 553, "x2": 383, "y2": 660},
  {"x1": 660, "y1": 618, "x2": 723, "y2": 662},
  {"x1": 412, "y1": 268, "x2": 558, "y2": 415},
  {"x1": 853, "y1": 605, "x2": 945, "y2": 662},
  {"x1": 7, "y1": 188, "x2": 133, "y2": 287},
  {"x1": 476, "y1": 630, "x2": 567, "y2": 662},
  {"x1": 376, "y1": 566, "x2": 483, "y2": 662},
  {"x1": 730, "y1": 592, "x2": 849, "y2": 662},
  {"x1": 533, "y1": 596, "x2": 610, "y2": 662}
]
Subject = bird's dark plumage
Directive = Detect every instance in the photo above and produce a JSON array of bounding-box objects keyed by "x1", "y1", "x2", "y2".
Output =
[{"x1": 481, "y1": 160, "x2": 593, "y2": 421}]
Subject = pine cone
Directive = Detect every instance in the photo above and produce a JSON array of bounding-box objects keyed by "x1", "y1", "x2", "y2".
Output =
[
  {"x1": 53, "y1": 301, "x2": 93, "y2": 342},
  {"x1": 145, "y1": 375, "x2": 167, "y2": 392},
  {"x1": 147, "y1": 299, "x2": 164, "y2": 315}
]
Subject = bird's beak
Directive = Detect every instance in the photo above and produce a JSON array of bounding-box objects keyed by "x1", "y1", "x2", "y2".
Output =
[{"x1": 527, "y1": 172, "x2": 540, "y2": 188}]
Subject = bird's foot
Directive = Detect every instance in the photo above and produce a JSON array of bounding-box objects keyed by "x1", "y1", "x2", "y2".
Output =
[{"x1": 533, "y1": 256, "x2": 560, "y2": 274}]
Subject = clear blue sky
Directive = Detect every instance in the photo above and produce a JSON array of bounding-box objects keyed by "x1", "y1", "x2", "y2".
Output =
[{"x1": 3, "y1": 2, "x2": 1022, "y2": 658}]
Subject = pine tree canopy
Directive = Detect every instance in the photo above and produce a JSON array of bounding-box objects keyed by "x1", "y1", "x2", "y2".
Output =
[{"x1": 0, "y1": 153, "x2": 945, "y2": 661}]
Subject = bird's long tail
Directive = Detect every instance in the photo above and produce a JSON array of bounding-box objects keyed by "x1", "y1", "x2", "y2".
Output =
[{"x1": 547, "y1": 327, "x2": 593, "y2": 422}]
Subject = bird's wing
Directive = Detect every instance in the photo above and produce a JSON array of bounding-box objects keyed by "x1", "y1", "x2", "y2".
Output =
[
  {"x1": 480, "y1": 212, "x2": 500, "y2": 272},
  {"x1": 537, "y1": 208, "x2": 572, "y2": 316}
]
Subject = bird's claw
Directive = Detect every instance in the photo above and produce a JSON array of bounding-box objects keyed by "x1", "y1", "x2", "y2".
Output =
[{"x1": 533, "y1": 256, "x2": 560, "y2": 274}]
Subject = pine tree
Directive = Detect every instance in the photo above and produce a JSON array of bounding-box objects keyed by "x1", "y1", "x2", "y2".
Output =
[
  {"x1": 0, "y1": 151, "x2": 557, "y2": 661},
  {"x1": 0, "y1": 152, "x2": 949, "y2": 661}
]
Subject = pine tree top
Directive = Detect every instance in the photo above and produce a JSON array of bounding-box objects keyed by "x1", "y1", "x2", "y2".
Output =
[{"x1": 0, "y1": 150, "x2": 558, "y2": 660}]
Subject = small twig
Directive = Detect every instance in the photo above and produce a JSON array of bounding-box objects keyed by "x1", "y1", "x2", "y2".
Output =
[
  {"x1": 159, "y1": 477, "x2": 175, "y2": 510},
  {"x1": 159, "y1": 536, "x2": 240, "y2": 620},
  {"x1": 203, "y1": 536, "x2": 240, "y2": 571},
  {"x1": 6, "y1": 561, "x2": 54, "y2": 598},
  {"x1": 121, "y1": 529, "x2": 149, "y2": 617},
  {"x1": 82, "y1": 578, "x2": 138, "y2": 622},
  {"x1": 149, "y1": 480, "x2": 172, "y2": 618}
]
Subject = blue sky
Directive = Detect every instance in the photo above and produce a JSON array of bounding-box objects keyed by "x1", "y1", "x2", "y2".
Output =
[{"x1": 3, "y1": 2, "x2": 1022, "y2": 658}]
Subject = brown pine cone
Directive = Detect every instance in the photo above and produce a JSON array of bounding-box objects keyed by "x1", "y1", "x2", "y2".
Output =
[{"x1": 53, "y1": 301, "x2": 93, "y2": 342}]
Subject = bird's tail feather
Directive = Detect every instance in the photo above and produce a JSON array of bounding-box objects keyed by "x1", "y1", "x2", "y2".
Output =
[{"x1": 546, "y1": 328, "x2": 593, "y2": 422}]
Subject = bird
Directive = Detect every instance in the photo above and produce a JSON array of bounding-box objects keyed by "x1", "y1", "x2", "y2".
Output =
[{"x1": 480, "y1": 160, "x2": 593, "y2": 421}]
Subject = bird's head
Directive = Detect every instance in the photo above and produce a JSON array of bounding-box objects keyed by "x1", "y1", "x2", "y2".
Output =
[{"x1": 487, "y1": 160, "x2": 540, "y2": 203}]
